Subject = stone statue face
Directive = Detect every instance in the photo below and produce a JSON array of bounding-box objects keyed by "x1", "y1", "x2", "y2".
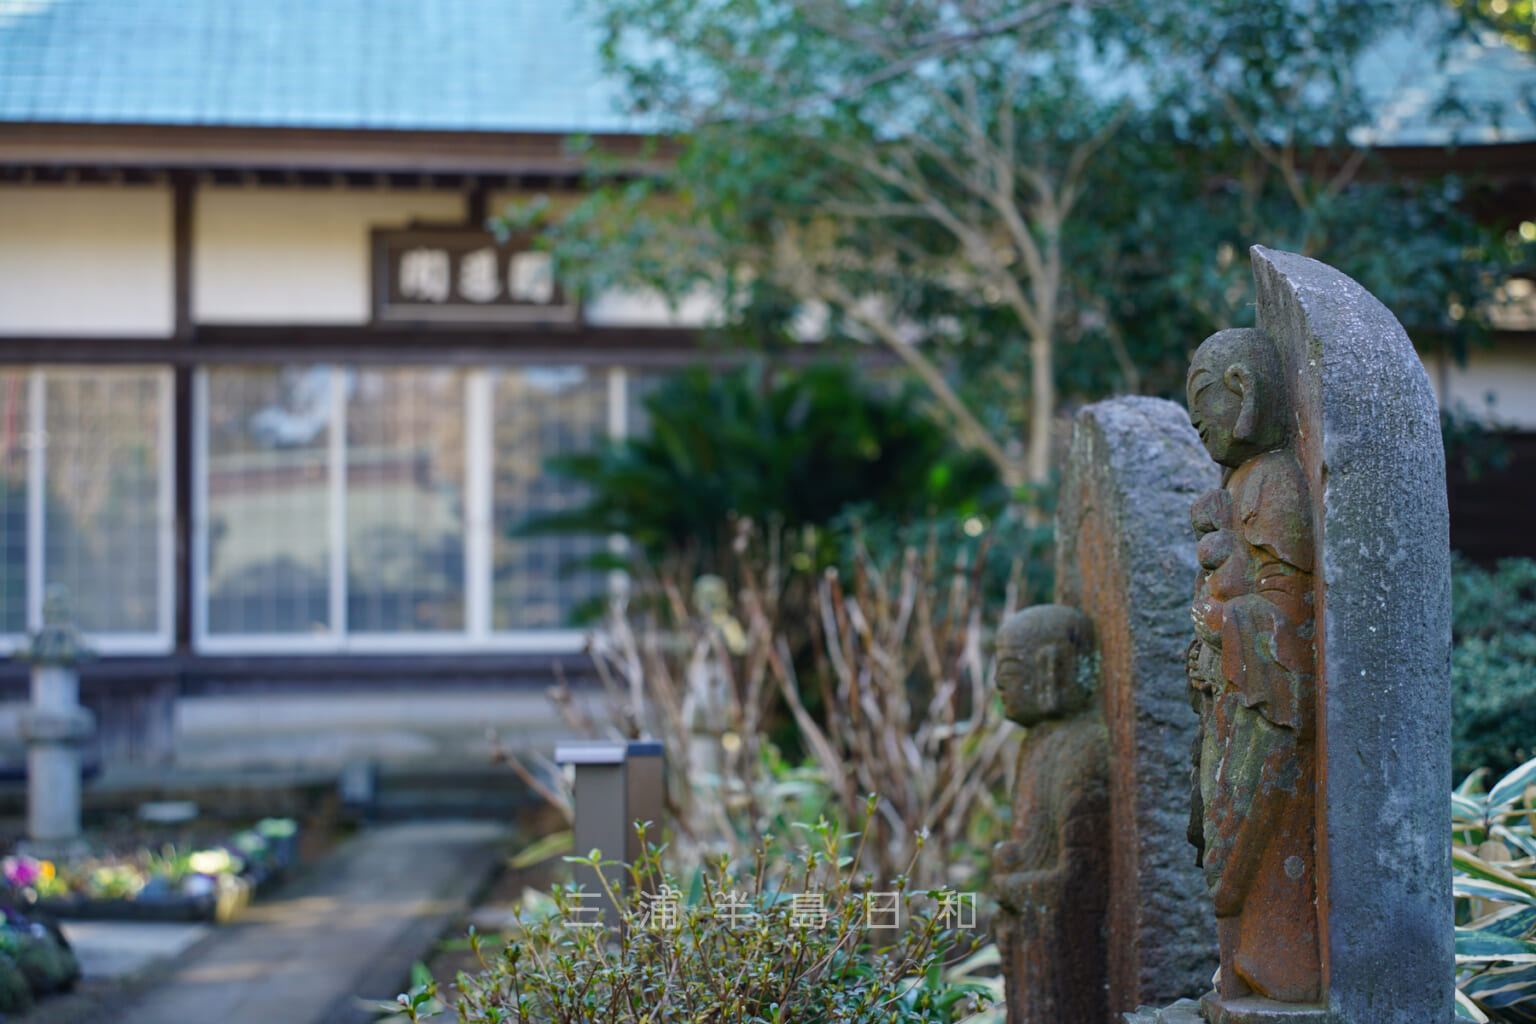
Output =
[
  {"x1": 995, "y1": 605, "x2": 1095, "y2": 727},
  {"x1": 1187, "y1": 328, "x2": 1286, "y2": 468},
  {"x1": 1186, "y1": 358, "x2": 1246, "y2": 467}
]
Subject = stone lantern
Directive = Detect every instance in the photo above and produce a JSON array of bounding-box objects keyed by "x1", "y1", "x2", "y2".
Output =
[{"x1": 17, "y1": 586, "x2": 94, "y2": 856}]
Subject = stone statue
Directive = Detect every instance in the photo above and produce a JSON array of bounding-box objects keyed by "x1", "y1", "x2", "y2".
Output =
[
  {"x1": 1185, "y1": 327, "x2": 1320, "y2": 1016},
  {"x1": 1126, "y1": 248, "x2": 1452, "y2": 1024},
  {"x1": 990, "y1": 604, "x2": 1109, "y2": 1024}
]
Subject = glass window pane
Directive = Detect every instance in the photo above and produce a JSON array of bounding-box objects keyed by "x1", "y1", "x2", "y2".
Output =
[
  {"x1": 493, "y1": 366, "x2": 607, "y2": 630},
  {"x1": 347, "y1": 367, "x2": 465, "y2": 632},
  {"x1": 0, "y1": 372, "x2": 27, "y2": 635},
  {"x1": 625, "y1": 368, "x2": 666, "y2": 440},
  {"x1": 205, "y1": 366, "x2": 332, "y2": 636},
  {"x1": 44, "y1": 369, "x2": 165, "y2": 635}
]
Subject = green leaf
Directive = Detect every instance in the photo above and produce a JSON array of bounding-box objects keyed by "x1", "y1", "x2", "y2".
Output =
[
  {"x1": 1455, "y1": 848, "x2": 1536, "y2": 902},
  {"x1": 1456, "y1": 877, "x2": 1536, "y2": 908},
  {"x1": 1457, "y1": 927, "x2": 1536, "y2": 960},
  {"x1": 1487, "y1": 753, "x2": 1536, "y2": 814},
  {"x1": 509, "y1": 830, "x2": 574, "y2": 870},
  {"x1": 1456, "y1": 987, "x2": 1491, "y2": 1022},
  {"x1": 1494, "y1": 826, "x2": 1536, "y2": 860},
  {"x1": 1456, "y1": 793, "x2": 1488, "y2": 822},
  {"x1": 1463, "y1": 961, "x2": 1536, "y2": 1011},
  {"x1": 1467, "y1": 905, "x2": 1536, "y2": 939}
]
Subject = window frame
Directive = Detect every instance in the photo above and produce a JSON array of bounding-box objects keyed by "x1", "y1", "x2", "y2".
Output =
[
  {"x1": 192, "y1": 363, "x2": 623, "y2": 655},
  {"x1": 0, "y1": 366, "x2": 177, "y2": 656}
]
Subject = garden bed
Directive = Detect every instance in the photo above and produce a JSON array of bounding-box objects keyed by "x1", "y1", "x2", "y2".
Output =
[{"x1": 2, "y1": 818, "x2": 300, "y2": 925}]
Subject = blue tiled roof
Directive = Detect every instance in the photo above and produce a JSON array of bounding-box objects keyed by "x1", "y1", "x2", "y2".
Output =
[
  {"x1": 0, "y1": 0, "x2": 1531, "y2": 145},
  {"x1": 0, "y1": 0, "x2": 641, "y2": 133}
]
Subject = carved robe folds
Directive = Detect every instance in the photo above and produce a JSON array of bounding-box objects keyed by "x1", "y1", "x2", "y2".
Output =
[{"x1": 1190, "y1": 447, "x2": 1320, "y2": 1006}]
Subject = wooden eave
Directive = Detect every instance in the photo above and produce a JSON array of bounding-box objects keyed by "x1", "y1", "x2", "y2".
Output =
[
  {"x1": 0, "y1": 121, "x2": 673, "y2": 180},
  {"x1": 1374, "y1": 140, "x2": 1536, "y2": 180}
]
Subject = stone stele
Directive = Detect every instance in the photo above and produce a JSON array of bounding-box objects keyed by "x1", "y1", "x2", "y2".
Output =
[
  {"x1": 1170, "y1": 246, "x2": 1453, "y2": 1024},
  {"x1": 1055, "y1": 394, "x2": 1220, "y2": 1013}
]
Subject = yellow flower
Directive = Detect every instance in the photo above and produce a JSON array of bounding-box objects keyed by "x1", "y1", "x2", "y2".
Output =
[{"x1": 38, "y1": 861, "x2": 54, "y2": 882}]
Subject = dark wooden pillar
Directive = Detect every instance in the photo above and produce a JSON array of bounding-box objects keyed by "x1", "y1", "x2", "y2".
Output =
[{"x1": 172, "y1": 173, "x2": 195, "y2": 654}]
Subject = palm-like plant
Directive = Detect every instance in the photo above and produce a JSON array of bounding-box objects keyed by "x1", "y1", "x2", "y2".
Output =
[{"x1": 518, "y1": 360, "x2": 1000, "y2": 570}]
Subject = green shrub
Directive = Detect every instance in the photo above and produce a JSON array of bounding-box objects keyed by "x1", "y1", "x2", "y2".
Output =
[
  {"x1": 1453, "y1": 557, "x2": 1536, "y2": 781},
  {"x1": 1451, "y1": 756, "x2": 1536, "y2": 1022},
  {"x1": 398, "y1": 818, "x2": 994, "y2": 1024},
  {"x1": 520, "y1": 360, "x2": 1001, "y2": 570}
]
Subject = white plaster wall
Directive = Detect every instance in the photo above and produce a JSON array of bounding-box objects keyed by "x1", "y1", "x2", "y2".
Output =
[
  {"x1": 584, "y1": 286, "x2": 725, "y2": 328},
  {"x1": 1424, "y1": 345, "x2": 1536, "y2": 429},
  {"x1": 0, "y1": 185, "x2": 174, "y2": 336},
  {"x1": 194, "y1": 187, "x2": 465, "y2": 324}
]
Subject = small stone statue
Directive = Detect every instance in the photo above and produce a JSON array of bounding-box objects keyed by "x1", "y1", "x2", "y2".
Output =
[
  {"x1": 1185, "y1": 328, "x2": 1321, "y2": 1016},
  {"x1": 990, "y1": 604, "x2": 1109, "y2": 1024}
]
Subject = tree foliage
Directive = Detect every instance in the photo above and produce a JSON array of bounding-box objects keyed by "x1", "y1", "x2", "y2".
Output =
[
  {"x1": 1452, "y1": 557, "x2": 1536, "y2": 780},
  {"x1": 520, "y1": 360, "x2": 999, "y2": 566},
  {"x1": 507, "y1": 0, "x2": 1527, "y2": 486}
]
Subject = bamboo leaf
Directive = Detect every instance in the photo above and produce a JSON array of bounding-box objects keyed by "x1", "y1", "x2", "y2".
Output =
[
  {"x1": 1467, "y1": 904, "x2": 1536, "y2": 938},
  {"x1": 1495, "y1": 826, "x2": 1536, "y2": 861},
  {"x1": 1460, "y1": 768, "x2": 1491, "y2": 798},
  {"x1": 1456, "y1": 793, "x2": 1489, "y2": 822},
  {"x1": 1456, "y1": 988, "x2": 1491, "y2": 1022},
  {"x1": 1456, "y1": 877, "x2": 1536, "y2": 908},
  {"x1": 1456, "y1": 848, "x2": 1536, "y2": 900},
  {"x1": 1463, "y1": 962, "x2": 1536, "y2": 1011},
  {"x1": 1487, "y1": 754, "x2": 1536, "y2": 815}
]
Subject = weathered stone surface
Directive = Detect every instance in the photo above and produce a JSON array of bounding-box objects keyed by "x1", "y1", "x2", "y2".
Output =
[
  {"x1": 991, "y1": 605, "x2": 1109, "y2": 1024},
  {"x1": 1055, "y1": 396, "x2": 1220, "y2": 1012},
  {"x1": 1248, "y1": 246, "x2": 1454, "y2": 1024},
  {"x1": 1186, "y1": 326, "x2": 1322, "y2": 1008}
]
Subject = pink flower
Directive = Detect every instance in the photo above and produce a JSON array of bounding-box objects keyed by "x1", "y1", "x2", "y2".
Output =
[{"x1": 2, "y1": 856, "x2": 40, "y2": 889}]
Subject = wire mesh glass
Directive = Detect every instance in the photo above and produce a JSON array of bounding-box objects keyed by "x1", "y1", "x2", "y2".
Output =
[
  {"x1": 492, "y1": 365, "x2": 607, "y2": 630},
  {"x1": 346, "y1": 366, "x2": 466, "y2": 632},
  {"x1": 204, "y1": 365, "x2": 333, "y2": 636},
  {"x1": 43, "y1": 368, "x2": 165, "y2": 635}
]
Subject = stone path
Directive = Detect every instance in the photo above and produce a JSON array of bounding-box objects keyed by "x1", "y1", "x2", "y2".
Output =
[
  {"x1": 61, "y1": 920, "x2": 209, "y2": 981},
  {"x1": 30, "y1": 820, "x2": 506, "y2": 1024}
]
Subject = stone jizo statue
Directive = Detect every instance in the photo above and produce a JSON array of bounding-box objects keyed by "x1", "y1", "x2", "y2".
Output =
[
  {"x1": 990, "y1": 603, "x2": 1109, "y2": 1024},
  {"x1": 1121, "y1": 248, "x2": 1451, "y2": 1024},
  {"x1": 1186, "y1": 327, "x2": 1320, "y2": 1013}
]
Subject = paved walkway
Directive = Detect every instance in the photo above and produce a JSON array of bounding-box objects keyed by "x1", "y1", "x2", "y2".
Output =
[{"x1": 32, "y1": 821, "x2": 507, "y2": 1024}]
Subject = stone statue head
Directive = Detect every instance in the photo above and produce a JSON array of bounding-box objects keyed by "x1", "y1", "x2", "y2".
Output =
[
  {"x1": 1187, "y1": 327, "x2": 1288, "y2": 468},
  {"x1": 995, "y1": 604, "x2": 1096, "y2": 727}
]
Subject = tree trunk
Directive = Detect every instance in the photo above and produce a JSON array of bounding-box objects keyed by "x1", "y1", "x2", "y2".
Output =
[{"x1": 1026, "y1": 230, "x2": 1061, "y2": 487}]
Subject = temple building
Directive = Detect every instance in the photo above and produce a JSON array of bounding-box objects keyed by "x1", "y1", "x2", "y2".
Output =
[
  {"x1": 0, "y1": 0, "x2": 709, "y2": 771},
  {"x1": 0, "y1": 0, "x2": 1532, "y2": 774}
]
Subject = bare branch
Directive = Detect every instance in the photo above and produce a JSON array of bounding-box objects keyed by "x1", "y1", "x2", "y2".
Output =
[
  {"x1": 815, "y1": 275, "x2": 1019, "y2": 484},
  {"x1": 714, "y1": 0, "x2": 1081, "y2": 124}
]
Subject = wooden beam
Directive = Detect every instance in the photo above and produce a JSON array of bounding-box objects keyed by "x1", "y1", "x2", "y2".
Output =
[
  {"x1": 174, "y1": 367, "x2": 193, "y2": 652},
  {"x1": 0, "y1": 122, "x2": 672, "y2": 177},
  {"x1": 172, "y1": 174, "x2": 194, "y2": 341},
  {"x1": 0, "y1": 327, "x2": 909, "y2": 370}
]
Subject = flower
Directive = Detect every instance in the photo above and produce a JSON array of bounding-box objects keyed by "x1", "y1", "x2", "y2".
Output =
[
  {"x1": 182, "y1": 875, "x2": 215, "y2": 897},
  {"x1": 188, "y1": 849, "x2": 241, "y2": 875},
  {"x1": 2, "y1": 856, "x2": 40, "y2": 889}
]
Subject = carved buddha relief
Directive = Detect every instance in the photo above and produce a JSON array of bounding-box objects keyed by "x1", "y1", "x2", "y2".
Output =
[{"x1": 1185, "y1": 328, "x2": 1321, "y2": 1016}]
